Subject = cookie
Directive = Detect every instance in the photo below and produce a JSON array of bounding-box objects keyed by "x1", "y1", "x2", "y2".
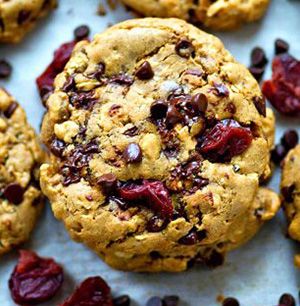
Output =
[
  {"x1": 281, "y1": 145, "x2": 300, "y2": 267},
  {"x1": 0, "y1": 88, "x2": 45, "y2": 256},
  {"x1": 0, "y1": 0, "x2": 57, "y2": 43},
  {"x1": 40, "y1": 18, "x2": 279, "y2": 272},
  {"x1": 121, "y1": 0, "x2": 270, "y2": 31}
]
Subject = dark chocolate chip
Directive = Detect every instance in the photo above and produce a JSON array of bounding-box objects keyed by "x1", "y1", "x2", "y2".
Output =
[
  {"x1": 279, "y1": 293, "x2": 295, "y2": 306},
  {"x1": 62, "y1": 76, "x2": 76, "y2": 92},
  {"x1": 275, "y1": 39, "x2": 289, "y2": 55},
  {"x1": 249, "y1": 66, "x2": 265, "y2": 81},
  {"x1": 74, "y1": 25, "x2": 90, "y2": 41},
  {"x1": 213, "y1": 83, "x2": 229, "y2": 97},
  {"x1": 124, "y1": 126, "x2": 138, "y2": 137},
  {"x1": 147, "y1": 216, "x2": 167, "y2": 232},
  {"x1": 175, "y1": 39, "x2": 195, "y2": 58},
  {"x1": 92, "y1": 63, "x2": 106, "y2": 81},
  {"x1": 281, "y1": 130, "x2": 299, "y2": 150},
  {"x1": 0, "y1": 18, "x2": 4, "y2": 32},
  {"x1": 281, "y1": 185, "x2": 295, "y2": 203},
  {"x1": 3, "y1": 102, "x2": 18, "y2": 118},
  {"x1": 17, "y1": 10, "x2": 31, "y2": 25},
  {"x1": 253, "y1": 96, "x2": 266, "y2": 117},
  {"x1": 178, "y1": 230, "x2": 198, "y2": 245},
  {"x1": 98, "y1": 173, "x2": 118, "y2": 195},
  {"x1": 163, "y1": 295, "x2": 179, "y2": 306},
  {"x1": 251, "y1": 47, "x2": 268, "y2": 68},
  {"x1": 3, "y1": 183, "x2": 24, "y2": 205},
  {"x1": 135, "y1": 61, "x2": 154, "y2": 80},
  {"x1": 113, "y1": 294, "x2": 131, "y2": 306},
  {"x1": 191, "y1": 93, "x2": 208, "y2": 113},
  {"x1": 205, "y1": 250, "x2": 224, "y2": 267},
  {"x1": 222, "y1": 297, "x2": 240, "y2": 306},
  {"x1": 271, "y1": 144, "x2": 287, "y2": 164},
  {"x1": 166, "y1": 105, "x2": 183, "y2": 127},
  {"x1": 0, "y1": 60, "x2": 12, "y2": 79},
  {"x1": 146, "y1": 296, "x2": 163, "y2": 306},
  {"x1": 150, "y1": 100, "x2": 168, "y2": 120},
  {"x1": 50, "y1": 138, "x2": 66, "y2": 157},
  {"x1": 110, "y1": 74, "x2": 133, "y2": 86},
  {"x1": 123, "y1": 143, "x2": 143, "y2": 163}
]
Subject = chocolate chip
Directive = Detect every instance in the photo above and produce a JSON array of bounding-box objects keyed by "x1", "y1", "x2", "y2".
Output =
[
  {"x1": 271, "y1": 144, "x2": 287, "y2": 164},
  {"x1": 175, "y1": 39, "x2": 195, "y2": 58},
  {"x1": 279, "y1": 293, "x2": 295, "y2": 306},
  {"x1": 3, "y1": 183, "x2": 24, "y2": 205},
  {"x1": 249, "y1": 66, "x2": 265, "y2": 81},
  {"x1": 146, "y1": 296, "x2": 163, "y2": 306},
  {"x1": 3, "y1": 102, "x2": 18, "y2": 118},
  {"x1": 0, "y1": 18, "x2": 4, "y2": 32},
  {"x1": 98, "y1": 173, "x2": 118, "y2": 195},
  {"x1": 253, "y1": 96, "x2": 266, "y2": 117},
  {"x1": 191, "y1": 93, "x2": 208, "y2": 113},
  {"x1": 281, "y1": 130, "x2": 299, "y2": 150},
  {"x1": 62, "y1": 76, "x2": 76, "y2": 92},
  {"x1": 205, "y1": 250, "x2": 224, "y2": 267},
  {"x1": 110, "y1": 74, "x2": 133, "y2": 86},
  {"x1": 0, "y1": 60, "x2": 12, "y2": 79},
  {"x1": 92, "y1": 63, "x2": 105, "y2": 81},
  {"x1": 178, "y1": 230, "x2": 198, "y2": 245},
  {"x1": 213, "y1": 83, "x2": 229, "y2": 97},
  {"x1": 17, "y1": 10, "x2": 31, "y2": 25},
  {"x1": 123, "y1": 126, "x2": 138, "y2": 137},
  {"x1": 281, "y1": 185, "x2": 295, "y2": 203},
  {"x1": 70, "y1": 91, "x2": 97, "y2": 110},
  {"x1": 150, "y1": 100, "x2": 168, "y2": 120},
  {"x1": 123, "y1": 143, "x2": 143, "y2": 163},
  {"x1": 275, "y1": 39, "x2": 289, "y2": 55},
  {"x1": 135, "y1": 61, "x2": 154, "y2": 80},
  {"x1": 163, "y1": 295, "x2": 179, "y2": 306},
  {"x1": 109, "y1": 196, "x2": 128, "y2": 210},
  {"x1": 74, "y1": 25, "x2": 90, "y2": 41},
  {"x1": 112, "y1": 294, "x2": 130, "y2": 306},
  {"x1": 50, "y1": 138, "x2": 66, "y2": 157},
  {"x1": 251, "y1": 47, "x2": 268, "y2": 68},
  {"x1": 166, "y1": 105, "x2": 183, "y2": 127},
  {"x1": 222, "y1": 297, "x2": 240, "y2": 306},
  {"x1": 147, "y1": 216, "x2": 167, "y2": 232}
]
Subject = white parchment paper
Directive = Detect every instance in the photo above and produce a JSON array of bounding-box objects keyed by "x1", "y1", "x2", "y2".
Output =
[{"x1": 0, "y1": 1, "x2": 300, "y2": 305}]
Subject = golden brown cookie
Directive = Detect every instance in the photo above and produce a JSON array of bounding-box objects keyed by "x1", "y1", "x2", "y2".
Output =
[
  {"x1": 0, "y1": 88, "x2": 45, "y2": 255},
  {"x1": 0, "y1": 0, "x2": 57, "y2": 43},
  {"x1": 121, "y1": 0, "x2": 270, "y2": 31},
  {"x1": 40, "y1": 18, "x2": 279, "y2": 272}
]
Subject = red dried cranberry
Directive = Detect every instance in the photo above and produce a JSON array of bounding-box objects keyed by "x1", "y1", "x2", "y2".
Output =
[
  {"x1": 118, "y1": 180, "x2": 173, "y2": 218},
  {"x1": 197, "y1": 119, "x2": 253, "y2": 162},
  {"x1": 262, "y1": 53, "x2": 300, "y2": 116},
  {"x1": 59, "y1": 276, "x2": 113, "y2": 306},
  {"x1": 9, "y1": 250, "x2": 63, "y2": 305},
  {"x1": 36, "y1": 41, "x2": 77, "y2": 101}
]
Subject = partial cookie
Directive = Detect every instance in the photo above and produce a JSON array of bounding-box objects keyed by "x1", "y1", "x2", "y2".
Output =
[
  {"x1": 281, "y1": 144, "x2": 300, "y2": 267},
  {"x1": 0, "y1": 0, "x2": 57, "y2": 43},
  {"x1": 121, "y1": 0, "x2": 270, "y2": 31},
  {"x1": 40, "y1": 18, "x2": 279, "y2": 272},
  {"x1": 0, "y1": 88, "x2": 44, "y2": 255}
]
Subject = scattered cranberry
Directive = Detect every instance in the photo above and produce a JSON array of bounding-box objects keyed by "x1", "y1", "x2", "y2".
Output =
[
  {"x1": 197, "y1": 119, "x2": 253, "y2": 162},
  {"x1": 0, "y1": 59, "x2": 12, "y2": 78},
  {"x1": 118, "y1": 180, "x2": 173, "y2": 218},
  {"x1": 278, "y1": 293, "x2": 295, "y2": 306},
  {"x1": 9, "y1": 250, "x2": 63, "y2": 305},
  {"x1": 262, "y1": 53, "x2": 300, "y2": 116},
  {"x1": 60, "y1": 276, "x2": 113, "y2": 306}
]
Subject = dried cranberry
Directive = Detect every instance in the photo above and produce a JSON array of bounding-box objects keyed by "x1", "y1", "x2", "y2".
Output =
[
  {"x1": 197, "y1": 119, "x2": 253, "y2": 162},
  {"x1": 9, "y1": 250, "x2": 63, "y2": 305},
  {"x1": 118, "y1": 180, "x2": 173, "y2": 218},
  {"x1": 262, "y1": 53, "x2": 300, "y2": 116},
  {"x1": 59, "y1": 276, "x2": 113, "y2": 306}
]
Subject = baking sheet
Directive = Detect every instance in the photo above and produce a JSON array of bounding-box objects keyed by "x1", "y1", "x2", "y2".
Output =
[{"x1": 0, "y1": 1, "x2": 300, "y2": 305}]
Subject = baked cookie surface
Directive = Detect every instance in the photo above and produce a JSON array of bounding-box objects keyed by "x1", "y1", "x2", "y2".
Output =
[
  {"x1": 40, "y1": 18, "x2": 279, "y2": 272},
  {"x1": 0, "y1": 0, "x2": 57, "y2": 43},
  {"x1": 0, "y1": 89, "x2": 44, "y2": 255},
  {"x1": 121, "y1": 0, "x2": 270, "y2": 31}
]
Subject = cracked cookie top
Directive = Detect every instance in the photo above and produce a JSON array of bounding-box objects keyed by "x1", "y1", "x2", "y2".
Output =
[{"x1": 40, "y1": 18, "x2": 279, "y2": 272}]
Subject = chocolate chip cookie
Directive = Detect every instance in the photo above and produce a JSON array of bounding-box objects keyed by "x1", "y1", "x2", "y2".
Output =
[
  {"x1": 40, "y1": 18, "x2": 279, "y2": 272},
  {"x1": 0, "y1": 0, "x2": 57, "y2": 43},
  {"x1": 121, "y1": 0, "x2": 270, "y2": 31},
  {"x1": 0, "y1": 88, "x2": 45, "y2": 255}
]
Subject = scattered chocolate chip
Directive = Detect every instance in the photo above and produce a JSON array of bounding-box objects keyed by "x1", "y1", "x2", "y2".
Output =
[
  {"x1": 212, "y1": 83, "x2": 229, "y2": 97},
  {"x1": 271, "y1": 144, "x2": 287, "y2": 164},
  {"x1": 146, "y1": 296, "x2": 163, "y2": 306},
  {"x1": 0, "y1": 60, "x2": 12, "y2": 79},
  {"x1": 109, "y1": 104, "x2": 121, "y2": 117},
  {"x1": 279, "y1": 293, "x2": 295, "y2": 306},
  {"x1": 109, "y1": 196, "x2": 128, "y2": 210},
  {"x1": 92, "y1": 63, "x2": 106, "y2": 81},
  {"x1": 281, "y1": 130, "x2": 299, "y2": 150},
  {"x1": 222, "y1": 297, "x2": 240, "y2": 306},
  {"x1": 147, "y1": 216, "x2": 167, "y2": 232},
  {"x1": 70, "y1": 91, "x2": 97, "y2": 110},
  {"x1": 175, "y1": 39, "x2": 195, "y2": 58},
  {"x1": 253, "y1": 96, "x2": 266, "y2": 117},
  {"x1": 251, "y1": 47, "x2": 268, "y2": 68},
  {"x1": 190, "y1": 93, "x2": 208, "y2": 113},
  {"x1": 281, "y1": 185, "x2": 295, "y2": 203},
  {"x1": 275, "y1": 39, "x2": 289, "y2": 55},
  {"x1": 249, "y1": 66, "x2": 265, "y2": 81},
  {"x1": 150, "y1": 100, "x2": 168, "y2": 120},
  {"x1": 62, "y1": 76, "x2": 76, "y2": 92},
  {"x1": 166, "y1": 105, "x2": 183, "y2": 127},
  {"x1": 135, "y1": 61, "x2": 154, "y2": 80},
  {"x1": 123, "y1": 143, "x2": 143, "y2": 163},
  {"x1": 225, "y1": 102, "x2": 236, "y2": 115},
  {"x1": 3, "y1": 183, "x2": 24, "y2": 205},
  {"x1": 50, "y1": 138, "x2": 66, "y2": 157},
  {"x1": 3, "y1": 102, "x2": 18, "y2": 118},
  {"x1": 150, "y1": 251, "x2": 162, "y2": 259},
  {"x1": 17, "y1": 10, "x2": 30, "y2": 25},
  {"x1": 124, "y1": 126, "x2": 138, "y2": 137},
  {"x1": 110, "y1": 74, "x2": 133, "y2": 86},
  {"x1": 74, "y1": 25, "x2": 90, "y2": 41},
  {"x1": 113, "y1": 294, "x2": 131, "y2": 306},
  {"x1": 98, "y1": 173, "x2": 118, "y2": 195},
  {"x1": 205, "y1": 250, "x2": 224, "y2": 267},
  {"x1": 163, "y1": 295, "x2": 179, "y2": 306},
  {"x1": 178, "y1": 230, "x2": 198, "y2": 245}
]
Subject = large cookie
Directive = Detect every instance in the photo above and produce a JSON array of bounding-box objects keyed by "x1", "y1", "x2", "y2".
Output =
[
  {"x1": 40, "y1": 18, "x2": 279, "y2": 272},
  {"x1": 0, "y1": 0, "x2": 57, "y2": 43},
  {"x1": 121, "y1": 0, "x2": 270, "y2": 31},
  {"x1": 0, "y1": 88, "x2": 45, "y2": 255}
]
